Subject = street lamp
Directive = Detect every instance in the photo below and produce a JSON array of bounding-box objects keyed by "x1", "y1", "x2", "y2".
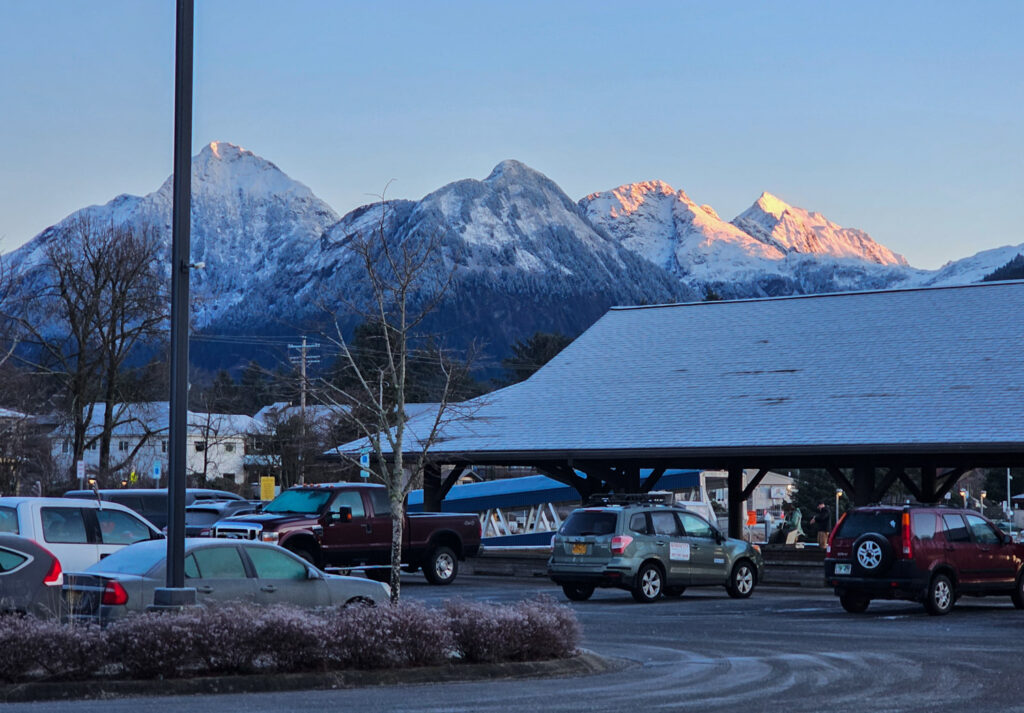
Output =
[
  {"x1": 835, "y1": 488, "x2": 843, "y2": 523},
  {"x1": 980, "y1": 490, "x2": 987, "y2": 513},
  {"x1": 960, "y1": 488, "x2": 968, "y2": 509}
]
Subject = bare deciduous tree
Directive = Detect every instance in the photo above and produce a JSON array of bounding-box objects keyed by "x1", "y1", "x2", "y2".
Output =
[
  {"x1": 0, "y1": 218, "x2": 167, "y2": 486},
  {"x1": 317, "y1": 200, "x2": 480, "y2": 601}
]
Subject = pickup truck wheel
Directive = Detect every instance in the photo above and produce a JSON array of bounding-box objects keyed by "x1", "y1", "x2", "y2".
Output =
[
  {"x1": 424, "y1": 545, "x2": 458, "y2": 585},
  {"x1": 562, "y1": 583, "x2": 595, "y2": 601},
  {"x1": 289, "y1": 547, "x2": 318, "y2": 567}
]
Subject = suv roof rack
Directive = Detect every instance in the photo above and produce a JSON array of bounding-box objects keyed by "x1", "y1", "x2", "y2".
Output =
[{"x1": 585, "y1": 491, "x2": 674, "y2": 507}]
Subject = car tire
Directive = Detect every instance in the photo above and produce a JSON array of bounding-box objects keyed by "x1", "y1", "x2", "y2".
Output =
[
  {"x1": 839, "y1": 590, "x2": 871, "y2": 613},
  {"x1": 423, "y1": 545, "x2": 458, "y2": 585},
  {"x1": 664, "y1": 586, "x2": 686, "y2": 598},
  {"x1": 562, "y1": 583, "x2": 595, "y2": 601},
  {"x1": 925, "y1": 573, "x2": 955, "y2": 616},
  {"x1": 632, "y1": 562, "x2": 664, "y2": 603},
  {"x1": 851, "y1": 533, "x2": 894, "y2": 575},
  {"x1": 1011, "y1": 571, "x2": 1024, "y2": 609},
  {"x1": 726, "y1": 560, "x2": 757, "y2": 598}
]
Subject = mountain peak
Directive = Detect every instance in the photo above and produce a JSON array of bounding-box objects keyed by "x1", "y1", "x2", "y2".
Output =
[
  {"x1": 484, "y1": 159, "x2": 546, "y2": 183},
  {"x1": 754, "y1": 191, "x2": 792, "y2": 219}
]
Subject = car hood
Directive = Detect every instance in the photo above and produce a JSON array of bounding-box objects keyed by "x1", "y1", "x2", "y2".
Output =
[{"x1": 220, "y1": 512, "x2": 318, "y2": 527}]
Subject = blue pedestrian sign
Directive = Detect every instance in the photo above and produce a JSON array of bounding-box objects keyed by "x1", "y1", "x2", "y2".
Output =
[{"x1": 359, "y1": 448, "x2": 370, "y2": 479}]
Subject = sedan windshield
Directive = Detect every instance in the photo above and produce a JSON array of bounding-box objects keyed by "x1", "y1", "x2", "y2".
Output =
[{"x1": 263, "y1": 489, "x2": 332, "y2": 515}]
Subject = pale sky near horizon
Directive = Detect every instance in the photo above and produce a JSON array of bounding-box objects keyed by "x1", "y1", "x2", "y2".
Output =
[{"x1": 1, "y1": 1, "x2": 1021, "y2": 269}]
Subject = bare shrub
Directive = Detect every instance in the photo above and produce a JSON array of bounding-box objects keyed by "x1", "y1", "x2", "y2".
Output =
[
  {"x1": 190, "y1": 604, "x2": 266, "y2": 675},
  {"x1": 444, "y1": 597, "x2": 580, "y2": 663},
  {"x1": 0, "y1": 615, "x2": 45, "y2": 682},
  {"x1": 105, "y1": 610, "x2": 202, "y2": 679},
  {"x1": 29, "y1": 619, "x2": 107, "y2": 681},
  {"x1": 253, "y1": 605, "x2": 331, "y2": 672}
]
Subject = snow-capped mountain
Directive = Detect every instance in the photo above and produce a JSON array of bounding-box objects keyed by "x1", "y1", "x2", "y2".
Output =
[
  {"x1": 911, "y1": 242, "x2": 1024, "y2": 287},
  {"x1": 582, "y1": 181, "x2": 919, "y2": 298},
  {"x1": 732, "y1": 192, "x2": 907, "y2": 266},
  {"x1": 3, "y1": 142, "x2": 1019, "y2": 371},
  {"x1": 6, "y1": 142, "x2": 339, "y2": 325},
  {"x1": 272, "y1": 160, "x2": 694, "y2": 355}
]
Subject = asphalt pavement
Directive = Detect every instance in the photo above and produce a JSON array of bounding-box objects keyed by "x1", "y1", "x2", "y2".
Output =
[{"x1": 6, "y1": 574, "x2": 1024, "y2": 713}]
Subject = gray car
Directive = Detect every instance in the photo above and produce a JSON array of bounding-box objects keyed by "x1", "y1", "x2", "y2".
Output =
[
  {"x1": 63, "y1": 538, "x2": 390, "y2": 623},
  {"x1": 0, "y1": 533, "x2": 64, "y2": 617},
  {"x1": 549, "y1": 493, "x2": 765, "y2": 603}
]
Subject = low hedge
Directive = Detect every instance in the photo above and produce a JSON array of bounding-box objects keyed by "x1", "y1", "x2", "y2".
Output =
[{"x1": 0, "y1": 596, "x2": 580, "y2": 683}]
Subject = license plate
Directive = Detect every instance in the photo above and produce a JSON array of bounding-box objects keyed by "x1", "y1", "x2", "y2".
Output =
[
  {"x1": 571, "y1": 543, "x2": 588, "y2": 555},
  {"x1": 835, "y1": 563, "x2": 851, "y2": 575}
]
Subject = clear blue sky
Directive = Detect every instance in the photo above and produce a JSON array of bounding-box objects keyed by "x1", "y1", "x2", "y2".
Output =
[{"x1": 1, "y1": 1, "x2": 1021, "y2": 269}]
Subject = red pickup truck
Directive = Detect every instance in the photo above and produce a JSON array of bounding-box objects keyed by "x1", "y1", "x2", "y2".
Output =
[{"x1": 213, "y1": 482, "x2": 481, "y2": 585}]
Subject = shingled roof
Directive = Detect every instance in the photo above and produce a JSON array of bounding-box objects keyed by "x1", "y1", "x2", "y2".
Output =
[{"x1": 347, "y1": 281, "x2": 1024, "y2": 467}]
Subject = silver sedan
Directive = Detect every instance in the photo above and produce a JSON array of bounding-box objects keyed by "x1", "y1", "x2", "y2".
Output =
[{"x1": 63, "y1": 538, "x2": 389, "y2": 623}]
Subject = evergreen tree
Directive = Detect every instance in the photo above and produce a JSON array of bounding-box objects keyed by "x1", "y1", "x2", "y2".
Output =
[{"x1": 500, "y1": 331, "x2": 573, "y2": 385}]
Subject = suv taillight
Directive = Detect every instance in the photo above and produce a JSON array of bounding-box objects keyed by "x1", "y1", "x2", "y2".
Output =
[
  {"x1": 42, "y1": 557, "x2": 62, "y2": 586},
  {"x1": 826, "y1": 512, "x2": 847, "y2": 555},
  {"x1": 611, "y1": 535, "x2": 633, "y2": 555},
  {"x1": 101, "y1": 580, "x2": 129, "y2": 606},
  {"x1": 901, "y1": 511, "x2": 913, "y2": 558}
]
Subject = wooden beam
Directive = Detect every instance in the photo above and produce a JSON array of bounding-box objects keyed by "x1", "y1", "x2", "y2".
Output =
[
  {"x1": 896, "y1": 469, "x2": 923, "y2": 501},
  {"x1": 438, "y1": 464, "x2": 467, "y2": 501},
  {"x1": 740, "y1": 469, "x2": 769, "y2": 501},
  {"x1": 934, "y1": 467, "x2": 969, "y2": 500},
  {"x1": 826, "y1": 467, "x2": 855, "y2": 497},
  {"x1": 871, "y1": 467, "x2": 903, "y2": 503},
  {"x1": 727, "y1": 466, "x2": 744, "y2": 539},
  {"x1": 641, "y1": 467, "x2": 666, "y2": 493}
]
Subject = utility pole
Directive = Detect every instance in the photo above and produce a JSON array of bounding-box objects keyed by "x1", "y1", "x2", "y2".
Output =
[{"x1": 288, "y1": 337, "x2": 320, "y2": 484}]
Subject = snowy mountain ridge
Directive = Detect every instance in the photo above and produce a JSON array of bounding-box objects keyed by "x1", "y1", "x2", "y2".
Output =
[{"x1": 2, "y1": 142, "x2": 1020, "y2": 368}]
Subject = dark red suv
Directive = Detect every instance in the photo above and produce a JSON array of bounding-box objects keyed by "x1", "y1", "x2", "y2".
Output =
[{"x1": 825, "y1": 505, "x2": 1024, "y2": 615}]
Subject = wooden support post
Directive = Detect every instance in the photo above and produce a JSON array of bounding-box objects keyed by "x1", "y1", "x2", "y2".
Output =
[
  {"x1": 920, "y1": 465, "x2": 937, "y2": 503},
  {"x1": 826, "y1": 467, "x2": 856, "y2": 497},
  {"x1": 422, "y1": 462, "x2": 442, "y2": 512},
  {"x1": 727, "y1": 466, "x2": 745, "y2": 539},
  {"x1": 934, "y1": 467, "x2": 969, "y2": 500},
  {"x1": 871, "y1": 468, "x2": 904, "y2": 503},
  {"x1": 853, "y1": 465, "x2": 875, "y2": 507}
]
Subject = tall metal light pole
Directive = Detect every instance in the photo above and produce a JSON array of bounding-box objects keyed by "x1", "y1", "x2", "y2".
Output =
[{"x1": 153, "y1": 0, "x2": 196, "y2": 609}]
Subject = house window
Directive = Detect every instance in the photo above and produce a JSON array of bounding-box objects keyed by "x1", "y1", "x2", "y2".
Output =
[
  {"x1": 60, "y1": 440, "x2": 70, "y2": 454},
  {"x1": 194, "y1": 441, "x2": 206, "y2": 452},
  {"x1": 118, "y1": 441, "x2": 129, "y2": 452},
  {"x1": 224, "y1": 443, "x2": 235, "y2": 453},
  {"x1": 161, "y1": 440, "x2": 168, "y2": 453},
  {"x1": 88, "y1": 441, "x2": 98, "y2": 451}
]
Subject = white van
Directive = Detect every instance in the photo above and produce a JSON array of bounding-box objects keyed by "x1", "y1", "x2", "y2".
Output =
[{"x1": 0, "y1": 497, "x2": 163, "y2": 572}]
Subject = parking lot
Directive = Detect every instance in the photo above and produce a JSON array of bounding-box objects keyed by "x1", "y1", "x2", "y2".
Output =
[{"x1": 13, "y1": 573, "x2": 1024, "y2": 713}]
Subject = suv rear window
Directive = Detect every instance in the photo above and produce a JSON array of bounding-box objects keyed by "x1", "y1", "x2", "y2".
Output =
[
  {"x1": 837, "y1": 510, "x2": 900, "y2": 538},
  {"x1": 561, "y1": 510, "x2": 617, "y2": 536}
]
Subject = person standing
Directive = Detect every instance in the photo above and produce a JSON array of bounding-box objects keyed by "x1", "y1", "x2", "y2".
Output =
[{"x1": 811, "y1": 501, "x2": 832, "y2": 547}]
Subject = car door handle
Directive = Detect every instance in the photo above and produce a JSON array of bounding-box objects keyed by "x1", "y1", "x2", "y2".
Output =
[
  {"x1": 656, "y1": 540, "x2": 667, "y2": 545},
  {"x1": 944, "y1": 546, "x2": 955, "y2": 551},
  {"x1": 196, "y1": 586, "x2": 213, "y2": 594},
  {"x1": 260, "y1": 585, "x2": 277, "y2": 593},
  {"x1": 362, "y1": 524, "x2": 372, "y2": 533}
]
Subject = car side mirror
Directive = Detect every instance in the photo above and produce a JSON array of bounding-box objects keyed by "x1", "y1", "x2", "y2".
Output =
[
  {"x1": 714, "y1": 529, "x2": 725, "y2": 544},
  {"x1": 329, "y1": 507, "x2": 352, "y2": 523}
]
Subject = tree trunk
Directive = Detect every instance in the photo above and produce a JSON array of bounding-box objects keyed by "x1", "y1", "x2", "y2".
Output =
[{"x1": 389, "y1": 494, "x2": 405, "y2": 603}]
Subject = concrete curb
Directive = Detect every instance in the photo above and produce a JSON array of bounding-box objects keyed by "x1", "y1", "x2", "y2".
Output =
[{"x1": 0, "y1": 650, "x2": 624, "y2": 704}]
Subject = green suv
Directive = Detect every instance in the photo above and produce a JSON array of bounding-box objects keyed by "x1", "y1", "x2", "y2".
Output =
[{"x1": 548, "y1": 494, "x2": 764, "y2": 603}]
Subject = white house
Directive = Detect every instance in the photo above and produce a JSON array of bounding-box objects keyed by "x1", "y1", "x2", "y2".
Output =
[{"x1": 50, "y1": 402, "x2": 257, "y2": 486}]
